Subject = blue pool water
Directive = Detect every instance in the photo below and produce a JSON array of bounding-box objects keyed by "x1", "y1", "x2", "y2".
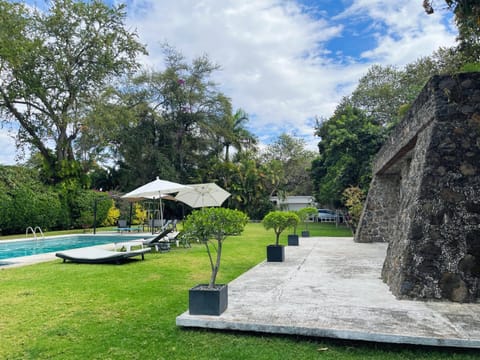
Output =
[{"x1": 0, "y1": 234, "x2": 145, "y2": 260}]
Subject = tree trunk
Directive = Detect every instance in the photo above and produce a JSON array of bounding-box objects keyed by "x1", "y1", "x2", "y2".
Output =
[{"x1": 209, "y1": 240, "x2": 222, "y2": 288}]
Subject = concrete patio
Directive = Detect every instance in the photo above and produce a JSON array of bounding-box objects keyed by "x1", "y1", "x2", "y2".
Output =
[{"x1": 176, "y1": 237, "x2": 480, "y2": 349}]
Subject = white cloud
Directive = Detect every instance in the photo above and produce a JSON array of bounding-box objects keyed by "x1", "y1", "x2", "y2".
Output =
[
  {"x1": 338, "y1": 1, "x2": 457, "y2": 65},
  {"x1": 123, "y1": 0, "x2": 457, "y2": 151},
  {"x1": 125, "y1": 0, "x2": 352, "y2": 145},
  {"x1": 0, "y1": 0, "x2": 458, "y2": 164},
  {"x1": 0, "y1": 129, "x2": 18, "y2": 165}
]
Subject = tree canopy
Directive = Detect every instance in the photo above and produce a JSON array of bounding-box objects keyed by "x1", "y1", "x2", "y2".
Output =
[
  {"x1": 311, "y1": 44, "x2": 477, "y2": 209},
  {"x1": 261, "y1": 133, "x2": 316, "y2": 197},
  {"x1": 424, "y1": 0, "x2": 480, "y2": 61},
  {"x1": 312, "y1": 105, "x2": 384, "y2": 207},
  {"x1": 0, "y1": 0, "x2": 146, "y2": 186}
]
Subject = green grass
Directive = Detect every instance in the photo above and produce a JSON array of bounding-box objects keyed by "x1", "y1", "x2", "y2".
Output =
[{"x1": 0, "y1": 223, "x2": 477, "y2": 359}]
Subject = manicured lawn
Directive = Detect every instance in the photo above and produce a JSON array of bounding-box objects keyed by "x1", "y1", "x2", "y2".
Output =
[{"x1": 0, "y1": 223, "x2": 476, "y2": 359}]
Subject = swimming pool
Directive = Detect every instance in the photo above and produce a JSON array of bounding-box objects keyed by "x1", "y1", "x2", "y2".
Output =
[{"x1": 0, "y1": 234, "x2": 146, "y2": 260}]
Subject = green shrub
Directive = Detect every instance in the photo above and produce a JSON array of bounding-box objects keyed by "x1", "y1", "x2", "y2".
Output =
[
  {"x1": 286, "y1": 211, "x2": 300, "y2": 234},
  {"x1": 183, "y1": 207, "x2": 249, "y2": 287},
  {"x1": 69, "y1": 190, "x2": 112, "y2": 229},
  {"x1": 262, "y1": 211, "x2": 298, "y2": 246},
  {"x1": 133, "y1": 203, "x2": 147, "y2": 225},
  {"x1": 0, "y1": 166, "x2": 66, "y2": 234},
  {"x1": 342, "y1": 186, "x2": 365, "y2": 234},
  {"x1": 102, "y1": 203, "x2": 121, "y2": 227},
  {"x1": 297, "y1": 207, "x2": 317, "y2": 231}
]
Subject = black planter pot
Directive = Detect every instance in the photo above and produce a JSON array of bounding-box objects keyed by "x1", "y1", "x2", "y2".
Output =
[
  {"x1": 189, "y1": 284, "x2": 228, "y2": 316},
  {"x1": 267, "y1": 244, "x2": 285, "y2": 262},
  {"x1": 287, "y1": 234, "x2": 299, "y2": 246},
  {"x1": 301, "y1": 230, "x2": 310, "y2": 237}
]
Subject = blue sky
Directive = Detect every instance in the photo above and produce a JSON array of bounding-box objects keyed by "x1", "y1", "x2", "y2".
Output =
[{"x1": 0, "y1": 0, "x2": 457, "y2": 164}]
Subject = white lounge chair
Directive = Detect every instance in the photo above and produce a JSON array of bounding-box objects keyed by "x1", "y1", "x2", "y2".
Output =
[{"x1": 56, "y1": 247, "x2": 151, "y2": 264}]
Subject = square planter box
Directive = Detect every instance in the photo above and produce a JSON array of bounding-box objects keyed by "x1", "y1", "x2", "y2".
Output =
[
  {"x1": 267, "y1": 244, "x2": 285, "y2": 262},
  {"x1": 301, "y1": 230, "x2": 310, "y2": 237},
  {"x1": 287, "y1": 234, "x2": 299, "y2": 246},
  {"x1": 189, "y1": 284, "x2": 228, "y2": 316}
]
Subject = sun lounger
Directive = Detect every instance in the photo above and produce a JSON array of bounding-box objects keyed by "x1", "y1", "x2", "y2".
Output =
[
  {"x1": 114, "y1": 239, "x2": 145, "y2": 251},
  {"x1": 56, "y1": 247, "x2": 151, "y2": 264},
  {"x1": 141, "y1": 228, "x2": 173, "y2": 252}
]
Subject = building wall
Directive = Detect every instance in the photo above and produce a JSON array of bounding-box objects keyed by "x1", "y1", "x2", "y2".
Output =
[{"x1": 270, "y1": 196, "x2": 315, "y2": 211}]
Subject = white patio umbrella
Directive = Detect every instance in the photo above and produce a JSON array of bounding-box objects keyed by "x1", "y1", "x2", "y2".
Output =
[
  {"x1": 175, "y1": 183, "x2": 231, "y2": 208},
  {"x1": 122, "y1": 177, "x2": 188, "y2": 232}
]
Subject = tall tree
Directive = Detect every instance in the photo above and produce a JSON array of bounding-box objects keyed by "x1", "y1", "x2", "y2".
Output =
[
  {"x1": 312, "y1": 106, "x2": 385, "y2": 207},
  {"x1": 262, "y1": 133, "x2": 316, "y2": 196},
  {"x1": 347, "y1": 48, "x2": 469, "y2": 132},
  {"x1": 218, "y1": 108, "x2": 257, "y2": 162},
  {"x1": 0, "y1": 0, "x2": 146, "y2": 185},
  {"x1": 424, "y1": 1, "x2": 480, "y2": 61},
  {"x1": 135, "y1": 45, "x2": 229, "y2": 182},
  {"x1": 228, "y1": 154, "x2": 273, "y2": 220}
]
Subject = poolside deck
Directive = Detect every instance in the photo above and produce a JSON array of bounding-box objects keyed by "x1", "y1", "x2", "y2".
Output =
[
  {"x1": 176, "y1": 236, "x2": 480, "y2": 349},
  {"x1": 0, "y1": 232, "x2": 152, "y2": 269}
]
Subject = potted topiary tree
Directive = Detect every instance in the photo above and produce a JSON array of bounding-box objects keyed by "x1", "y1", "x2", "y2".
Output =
[
  {"x1": 286, "y1": 211, "x2": 301, "y2": 246},
  {"x1": 182, "y1": 207, "x2": 249, "y2": 316},
  {"x1": 263, "y1": 211, "x2": 298, "y2": 262},
  {"x1": 297, "y1": 207, "x2": 318, "y2": 237}
]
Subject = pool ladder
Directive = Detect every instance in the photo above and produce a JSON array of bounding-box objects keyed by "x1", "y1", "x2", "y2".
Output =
[{"x1": 26, "y1": 226, "x2": 45, "y2": 240}]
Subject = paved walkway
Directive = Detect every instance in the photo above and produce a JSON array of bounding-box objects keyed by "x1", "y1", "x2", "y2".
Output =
[{"x1": 176, "y1": 237, "x2": 480, "y2": 349}]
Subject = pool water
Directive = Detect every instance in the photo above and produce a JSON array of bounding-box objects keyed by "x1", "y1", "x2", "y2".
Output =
[{"x1": 0, "y1": 234, "x2": 146, "y2": 260}]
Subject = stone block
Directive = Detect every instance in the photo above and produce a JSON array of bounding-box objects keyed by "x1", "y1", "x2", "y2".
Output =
[{"x1": 355, "y1": 73, "x2": 480, "y2": 302}]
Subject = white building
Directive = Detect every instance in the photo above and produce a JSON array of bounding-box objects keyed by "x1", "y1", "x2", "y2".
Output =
[{"x1": 270, "y1": 196, "x2": 316, "y2": 212}]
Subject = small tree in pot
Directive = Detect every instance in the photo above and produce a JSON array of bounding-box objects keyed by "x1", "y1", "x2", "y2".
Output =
[
  {"x1": 286, "y1": 211, "x2": 300, "y2": 246},
  {"x1": 297, "y1": 207, "x2": 318, "y2": 237},
  {"x1": 262, "y1": 211, "x2": 298, "y2": 261},
  {"x1": 183, "y1": 207, "x2": 249, "y2": 315}
]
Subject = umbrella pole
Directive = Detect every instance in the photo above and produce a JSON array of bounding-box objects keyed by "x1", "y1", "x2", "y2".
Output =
[
  {"x1": 129, "y1": 203, "x2": 133, "y2": 227},
  {"x1": 160, "y1": 196, "x2": 164, "y2": 231}
]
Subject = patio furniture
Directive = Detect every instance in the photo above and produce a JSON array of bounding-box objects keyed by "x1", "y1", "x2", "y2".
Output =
[
  {"x1": 56, "y1": 247, "x2": 151, "y2": 264},
  {"x1": 142, "y1": 228, "x2": 173, "y2": 252},
  {"x1": 117, "y1": 219, "x2": 132, "y2": 233}
]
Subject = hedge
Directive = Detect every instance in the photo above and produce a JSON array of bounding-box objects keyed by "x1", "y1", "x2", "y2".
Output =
[{"x1": 0, "y1": 166, "x2": 111, "y2": 235}]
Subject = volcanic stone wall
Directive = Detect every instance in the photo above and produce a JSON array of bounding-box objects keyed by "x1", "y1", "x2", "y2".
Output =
[{"x1": 355, "y1": 73, "x2": 480, "y2": 302}]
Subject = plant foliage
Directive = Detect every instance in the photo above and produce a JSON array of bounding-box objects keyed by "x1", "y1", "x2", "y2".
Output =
[
  {"x1": 182, "y1": 207, "x2": 249, "y2": 288},
  {"x1": 262, "y1": 211, "x2": 299, "y2": 246},
  {"x1": 0, "y1": 0, "x2": 146, "y2": 185},
  {"x1": 297, "y1": 207, "x2": 317, "y2": 231},
  {"x1": 0, "y1": 166, "x2": 67, "y2": 234},
  {"x1": 342, "y1": 186, "x2": 366, "y2": 234}
]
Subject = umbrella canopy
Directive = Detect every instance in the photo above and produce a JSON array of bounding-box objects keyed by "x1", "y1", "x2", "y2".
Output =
[
  {"x1": 122, "y1": 177, "x2": 187, "y2": 199},
  {"x1": 121, "y1": 193, "x2": 177, "y2": 203},
  {"x1": 175, "y1": 183, "x2": 231, "y2": 208},
  {"x1": 122, "y1": 177, "x2": 188, "y2": 232}
]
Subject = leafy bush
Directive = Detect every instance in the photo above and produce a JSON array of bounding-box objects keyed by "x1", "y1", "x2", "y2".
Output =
[
  {"x1": 286, "y1": 211, "x2": 300, "y2": 234},
  {"x1": 102, "y1": 204, "x2": 121, "y2": 227},
  {"x1": 262, "y1": 211, "x2": 298, "y2": 246},
  {"x1": 0, "y1": 166, "x2": 66, "y2": 234},
  {"x1": 133, "y1": 203, "x2": 147, "y2": 225},
  {"x1": 297, "y1": 207, "x2": 317, "y2": 231},
  {"x1": 69, "y1": 190, "x2": 112, "y2": 229},
  {"x1": 183, "y1": 208, "x2": 249, "y2": 288},
  {"x1": 342, "y1": 186, "x2": 365, "y2": 234}
]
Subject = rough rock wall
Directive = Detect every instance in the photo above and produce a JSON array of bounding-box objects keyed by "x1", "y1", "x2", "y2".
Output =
[{"x1": 355, "y1": 73, "x2": 480, "y2": 302}]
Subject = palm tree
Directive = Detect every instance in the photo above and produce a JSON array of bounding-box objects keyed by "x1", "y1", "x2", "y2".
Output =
[{"x1": 221, "y1": 109, "x2": 257, "y2": 162}]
